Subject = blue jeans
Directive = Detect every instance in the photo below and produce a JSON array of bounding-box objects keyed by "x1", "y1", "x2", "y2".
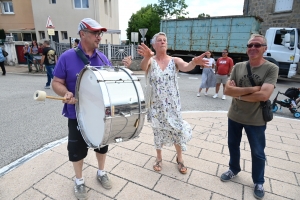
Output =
[
  {"x1": 227, "y1": 118, "x2": 266, "y2": 184},
  {"x1": 45, "y1": 65, "x2": 55, "y2": 86}
]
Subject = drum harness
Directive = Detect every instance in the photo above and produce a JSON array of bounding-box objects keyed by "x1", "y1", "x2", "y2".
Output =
[{"x1": 74, "y1": 47, "x2": 143, "y2": 144}]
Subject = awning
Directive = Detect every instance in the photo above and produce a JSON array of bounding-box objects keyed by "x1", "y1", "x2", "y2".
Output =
[{"x1": 7, "y1": 28, "x2": 35, "y2": 33}]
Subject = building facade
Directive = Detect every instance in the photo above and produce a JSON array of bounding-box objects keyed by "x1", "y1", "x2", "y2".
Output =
[
  {"x1": 243, "y1": 0, "x2": 300, "y2": 35},
  {"x1": 0, "y1": 0, "x2": 36, "y2": 41},
  {"x1": 31, "y1": 0, "x2": 121, "y2": 44}
]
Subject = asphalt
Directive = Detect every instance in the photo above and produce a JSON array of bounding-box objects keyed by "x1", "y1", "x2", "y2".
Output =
[{"x1": 0, "y1": 65, "x2": 300, "y2": 200}]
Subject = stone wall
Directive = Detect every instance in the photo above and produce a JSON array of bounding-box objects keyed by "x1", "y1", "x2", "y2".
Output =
[
  {"x1": 243, "y1": 0, "x2": 300, "y2": 74},
  {"x1": 243, "y1": 0, "x2": 300, "y2": 35}
]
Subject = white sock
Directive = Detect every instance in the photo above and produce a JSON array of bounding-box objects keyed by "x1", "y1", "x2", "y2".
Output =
[
  {"x1": 97, "y1": 169, "x2": 106, "y2": 176},
  {"x1": 75, "y1": 177, "x2": 84, "y2": 185}
]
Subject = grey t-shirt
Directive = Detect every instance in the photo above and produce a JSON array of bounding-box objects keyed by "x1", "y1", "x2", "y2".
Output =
[{"x1": 227, "y1": 60, "x2": 279, "y2": 126}]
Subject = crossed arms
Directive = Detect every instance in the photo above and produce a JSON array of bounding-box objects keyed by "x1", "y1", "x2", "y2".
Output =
[{"x1": 224, "y1": 80, "x2": 275, "y2": 102}]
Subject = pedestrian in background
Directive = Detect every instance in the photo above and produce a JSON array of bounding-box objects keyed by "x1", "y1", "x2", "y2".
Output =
[
  {"x1": 197, "y1": 51, "x2": 216, "y2": 97},
  {"x1": 213, "y1": 49, "x2": 234, "y2": 100},
  {"x1": 41, "y1": 40, "x2": 57, "y2": 89},
  {"x1": 73, "y1": 38, "x2": 80, "y2": 48},
  {"x1": 23, "y1": 42, "x2": 33, "y2": 72},
  {"x1": 0, "y1": 47, "x2": 7, "y2": 75}
]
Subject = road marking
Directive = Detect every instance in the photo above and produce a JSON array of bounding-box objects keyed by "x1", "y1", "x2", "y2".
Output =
[{"x1": 189, "y1": 77, "x2": 198, "y2": 79}]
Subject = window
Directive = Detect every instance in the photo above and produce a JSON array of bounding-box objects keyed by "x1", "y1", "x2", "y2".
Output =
[
  {"x1": 74, "y1": 0, "x2": 89, "y2": 8},
  {"x1": 1, "y1": 1, "x2": 14, "y2": 14},
  {"x1": 12, "y1": 33, "x2": 18, "y2": 41},
  {"x1": 274, "y1": 30, "x2": 284, "y2": 45},
  {"x1": 49, "y1": 0, "x2": 56, "y2": 4},
  {"x1": 61, "y1": 31, "x2": 68, "y2": 40},
  {"x1": 39, "y1": 31, "x2": 46, "y2": 40},
  {"x1": 274, "y1": 0, "x2": 293, "y2": 12},
  {"x1": 109, "y1": 0, "x2": 112, "y2": 17},
  {"x1": 104, "y1": 0, "x2": 108, "y2": 14}
]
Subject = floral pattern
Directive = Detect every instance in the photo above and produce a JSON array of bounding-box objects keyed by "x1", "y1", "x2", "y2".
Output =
[{"x1": 148, "y1": 58, "x2": 192, "y2": 151}]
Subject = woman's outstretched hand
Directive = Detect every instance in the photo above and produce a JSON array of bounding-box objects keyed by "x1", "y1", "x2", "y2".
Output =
[
  {"x1": 137, "y1": 43, "x2": 154, "y2": 59},
  {"x1": 192, "y1": 52, "x2": 210, "y2": 67}
]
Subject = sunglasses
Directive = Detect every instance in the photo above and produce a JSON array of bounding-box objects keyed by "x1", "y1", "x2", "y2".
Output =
[
  {"x1": 247, "y1": 43, "x2": 267, "y2": 48},
  {"x1": 83, "y1": 29, "x2": 104, "y2": 37},
  {"x1": 222, "y1": 52, "x2": 228, "y2": 54}
]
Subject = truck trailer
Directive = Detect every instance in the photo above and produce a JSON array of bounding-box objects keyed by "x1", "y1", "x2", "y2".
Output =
[{"x1": 160, "y1": 15, "x2": 299, "y2": 78}]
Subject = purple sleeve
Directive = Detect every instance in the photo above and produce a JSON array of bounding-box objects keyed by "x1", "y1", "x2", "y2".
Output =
[{"x1": 53, "y1": 54, "x2": 66, "y2": 79}]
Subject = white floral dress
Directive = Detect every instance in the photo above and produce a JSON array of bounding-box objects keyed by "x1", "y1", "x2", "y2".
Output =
[{"x1": 148, "y1": 58, "x2": 192, "y2": 151}]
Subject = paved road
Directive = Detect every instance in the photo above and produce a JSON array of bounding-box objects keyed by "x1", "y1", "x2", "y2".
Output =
[{"x1": 0, "y1": 73, "x2": 298, "y2": 169}]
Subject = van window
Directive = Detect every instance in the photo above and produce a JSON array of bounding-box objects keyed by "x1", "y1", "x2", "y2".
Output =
[
  {"x1": 274, "y1": 30, "x2": 296, "y2": 47},
  {"x1": 274, "y1": 30, "x2": 284, "y2": 45}
]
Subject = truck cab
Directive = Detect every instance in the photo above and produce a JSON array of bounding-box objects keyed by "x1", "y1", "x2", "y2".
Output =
[{"x1": 264, "y1": 28, "x2": 299, "y2": 78}]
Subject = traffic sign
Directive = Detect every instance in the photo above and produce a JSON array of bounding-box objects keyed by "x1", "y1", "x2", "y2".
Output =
[
  {"x1": 139, "y1": 28, "x2": 148, "y2": 38},
  {"x1": 46, "y1": 16, "x2": 55, "y2": 28}
]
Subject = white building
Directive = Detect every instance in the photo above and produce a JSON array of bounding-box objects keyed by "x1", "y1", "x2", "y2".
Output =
[{"x1": 31, "y1": 0, "x2": 121, "y2": 44}]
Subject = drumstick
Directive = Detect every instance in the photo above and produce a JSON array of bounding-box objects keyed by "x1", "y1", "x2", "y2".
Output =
[{"x1": 33, "y1": 90, "x2": 66, "y2": 101}]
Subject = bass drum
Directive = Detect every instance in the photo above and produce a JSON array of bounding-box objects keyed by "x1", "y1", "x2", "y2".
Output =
[{"x1": 75, "y1": 66, "x2": 146, "y2": 148}]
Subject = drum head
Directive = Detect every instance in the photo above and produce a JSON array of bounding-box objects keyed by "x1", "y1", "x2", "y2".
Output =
[{"x1": 76, "y1": 68, "x2": 105, "y2": 148}]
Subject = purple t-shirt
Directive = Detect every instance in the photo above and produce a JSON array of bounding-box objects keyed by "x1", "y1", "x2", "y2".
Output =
[{"x1": 53, "y1": 44, "x2": 111, "y2": 119}]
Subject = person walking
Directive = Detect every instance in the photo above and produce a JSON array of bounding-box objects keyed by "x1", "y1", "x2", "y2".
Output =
[
  {"x1": 52, "y1": 18, "x2": 132, "y2": 200},
  {"x1": 0, "y1": 47, "x2": 7, "y2": 75},
  {"x1": 41, "y1": 40, "x2": 57, "y2": 89},
  {"x1": 197, "y1": 51, "x2": 216, "y2": 97},
  {"x1": 220, "y1": 34, "x2": 278, "y2": 199},
  {"x1": 213, "y1": 49, "x2": 234, "y2": 100},
  {"x1": 138, "y1": 32, "x2": 209, "y2": 174}
]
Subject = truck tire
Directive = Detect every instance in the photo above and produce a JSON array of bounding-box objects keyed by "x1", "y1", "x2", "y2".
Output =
[{"x1": 263, "y1": 57, "x2": 279, "y2": 67}]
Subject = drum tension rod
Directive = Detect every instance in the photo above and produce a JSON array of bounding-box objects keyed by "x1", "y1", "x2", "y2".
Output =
[{"x1": 97, "y1": 79, "x2": 140, "y2": 83}]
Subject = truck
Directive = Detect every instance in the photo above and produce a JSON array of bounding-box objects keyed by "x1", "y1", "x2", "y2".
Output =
[{"x1": 160, "y1": 15, "x2": 299, "y2": 78}]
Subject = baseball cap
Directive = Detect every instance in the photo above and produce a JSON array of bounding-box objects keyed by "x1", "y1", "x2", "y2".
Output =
[{"x1": 78, "y1": 18, "x2": 107, "y2": 33}]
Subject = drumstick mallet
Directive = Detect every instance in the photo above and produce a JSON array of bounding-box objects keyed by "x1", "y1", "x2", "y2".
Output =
[{"x1": 33, "y1": 90, "x2": 66, "y2": 101}]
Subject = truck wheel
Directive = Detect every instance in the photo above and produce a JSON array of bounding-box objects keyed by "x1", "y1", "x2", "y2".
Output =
[{"x1": 272, "y1": 104, "x2": 278, "y2": 112}]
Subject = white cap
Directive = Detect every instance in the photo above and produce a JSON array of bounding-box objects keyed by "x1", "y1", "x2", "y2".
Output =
[{"x1": 78, "y1": 18, "x2": 107, "y2": 33}]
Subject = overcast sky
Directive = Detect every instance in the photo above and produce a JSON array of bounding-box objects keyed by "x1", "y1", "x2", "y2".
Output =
[{"x1": 118, "y1": 0, "x2": 244, "y2": 40}]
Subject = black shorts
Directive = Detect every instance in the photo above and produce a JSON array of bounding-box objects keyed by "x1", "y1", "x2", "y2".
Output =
[{"x1": 68, "y1": 119, "x2": 108, "y2": 162}]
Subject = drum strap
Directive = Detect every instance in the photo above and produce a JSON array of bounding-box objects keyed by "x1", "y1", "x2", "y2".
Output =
[{"x1": 74, "y1": 47, "x2": 90, "y2": 65}]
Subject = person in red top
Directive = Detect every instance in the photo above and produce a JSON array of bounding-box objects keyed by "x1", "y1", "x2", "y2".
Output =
[{"x1": 213, "y1": 49, "x2": 234, "y2": 100}]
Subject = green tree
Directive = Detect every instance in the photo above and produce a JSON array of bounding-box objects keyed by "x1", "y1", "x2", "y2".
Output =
[
  {"x1": 126, "y1": 5, "x2": 161, "y2": 45},
  {"x1": 198, "y1": 13, "x2": 210, "y2": 18},
  {"x1": 153, "y1": 0, "x2": 188, "y2": 19}
]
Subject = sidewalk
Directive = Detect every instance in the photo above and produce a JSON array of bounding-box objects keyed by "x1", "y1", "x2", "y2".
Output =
[{"x1": 0, "y1": 112, "x2": 299, "y2": 199}]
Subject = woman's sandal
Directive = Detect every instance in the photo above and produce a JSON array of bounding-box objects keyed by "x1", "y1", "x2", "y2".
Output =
[
  {"x1": 176, "y1": 157, "x2": 187, "y2": 174},
  {"x1": 153, "y1": 160, "x2": 162, "y2": 171}
]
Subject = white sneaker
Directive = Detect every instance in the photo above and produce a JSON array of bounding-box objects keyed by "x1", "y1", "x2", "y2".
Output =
[
  {"x1": 213, "y1": 94, "x2": 218, "y2": 99},
  {"x1": 222, "y1": 95, "x2": 226, "y2": 100},
  {"x1": 204, "y1": 92, "x2": 208, "y2": 96},
  {"x1": 197, "y1": 93, "x2": 200, "y2": 97}
]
